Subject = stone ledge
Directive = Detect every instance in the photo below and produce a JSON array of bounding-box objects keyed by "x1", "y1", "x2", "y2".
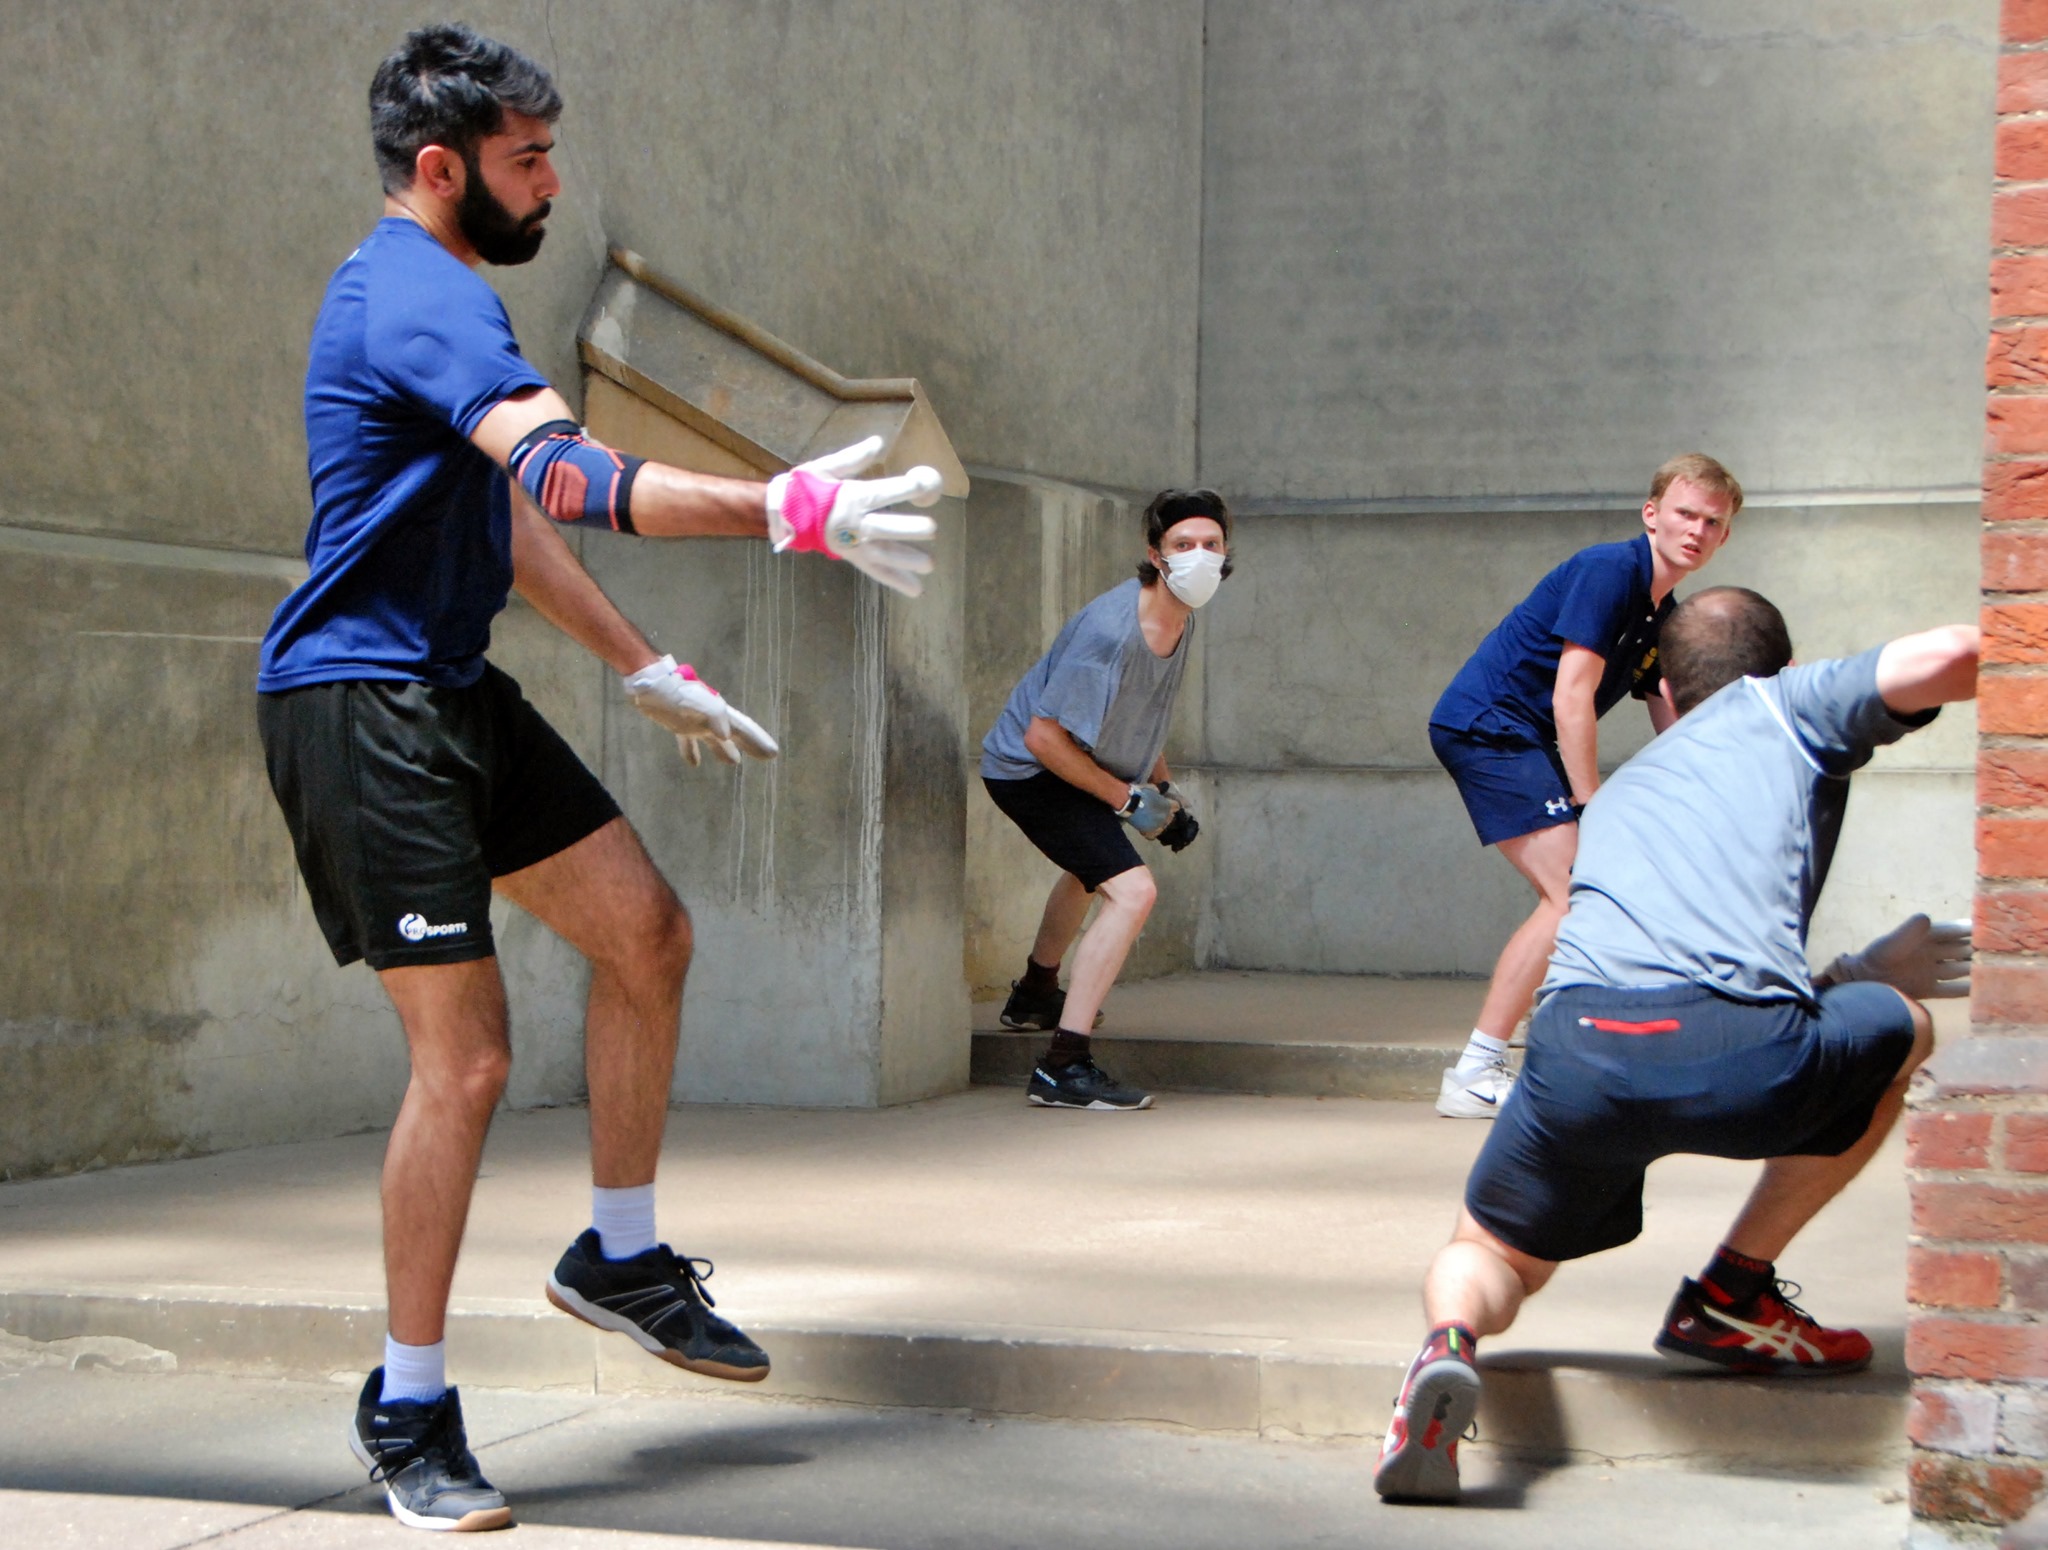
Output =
[{"x1": 0, "y1": 1287, "x2": 1905, "y2": 1469}]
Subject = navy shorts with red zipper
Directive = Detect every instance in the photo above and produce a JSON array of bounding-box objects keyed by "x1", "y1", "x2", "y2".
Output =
[{"x1": 1464, "y1": 980, "x2": 1917, "y2": 1263}]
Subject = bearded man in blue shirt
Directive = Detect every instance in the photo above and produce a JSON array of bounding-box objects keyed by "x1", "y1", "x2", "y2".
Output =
[{"x1": 256, "y1": 24, "x2": 941, "y2": 1530}]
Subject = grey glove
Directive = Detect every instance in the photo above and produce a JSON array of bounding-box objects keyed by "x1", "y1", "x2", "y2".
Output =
[
  {"x1": 1119, "y1": 782, "x2": 1175, "y2": 839},
  {"x1": 1818, "y1": 914, "x2": 1971, "y2": 1000}
]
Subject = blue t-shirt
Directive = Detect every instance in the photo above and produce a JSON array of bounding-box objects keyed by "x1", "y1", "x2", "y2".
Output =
[
  {"x1": 981, "y1": 580, "x2": 1192, "y2": 784},
  {"x1": 257, "y1": 219, "x2": 550, "y2": 692},
  {"x1": 1544, "y1": 647, "x2": 1938, "y2": 1005},
  {"x1": 1431, "y1": 535, "x2": 1669, "y2": 745}
]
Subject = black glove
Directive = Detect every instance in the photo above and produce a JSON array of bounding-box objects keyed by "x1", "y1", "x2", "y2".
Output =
[{"x1": 1156, "y1": 806, "x2": 1200, "y2": 853}]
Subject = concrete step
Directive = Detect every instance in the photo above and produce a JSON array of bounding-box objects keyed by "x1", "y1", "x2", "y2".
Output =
[
  {"x1": 972, "y1": 970, "x2": 1484, "y2": 1098},
  {"x1": 0, "y1": 1080, "x2": 1913, "y2": 1473},
  {"x1": 0, "y1": 1285, "x2": 1905, "y2": 1470}
]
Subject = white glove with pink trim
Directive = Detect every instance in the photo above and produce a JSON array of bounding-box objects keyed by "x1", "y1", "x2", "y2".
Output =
[
  {"x1": 623, "y1": 654, "x2": 779, "y2": 768},
  {"x1": 765, "y1": 436, "x2": 943, "y2": 597}
]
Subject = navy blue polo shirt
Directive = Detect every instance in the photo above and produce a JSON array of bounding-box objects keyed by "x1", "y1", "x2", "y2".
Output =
[
  {"x1": 1431, "y1": 535, "x2": 1670, "y2": 745},
  {"x1": 257, "y1": 218, "x2": 550, "y2": 692}
]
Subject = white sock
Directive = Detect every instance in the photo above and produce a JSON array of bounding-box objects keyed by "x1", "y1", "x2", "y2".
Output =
[
  {"x1": 593, "y1": 1183, "x2": 659, "y2": 1261},
  {"x1": 1455, "y1": 1030, "x2": 1508, "y2": 1077},
  {"x1": 379, "y1": 1335, "x2": 447, "y2": 1404}
]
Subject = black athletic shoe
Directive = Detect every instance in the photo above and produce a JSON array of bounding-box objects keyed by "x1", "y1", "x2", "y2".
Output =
[
  {"x1": 546, "y1": 1229, "x2": 770, "y2": 1382},
  {"x1": 1027, "y1": 1057, "x2": 1153, "y2": 1110},
  {"x1": 998, "y1": 980, "x2": 1103, "y2": 1031},
  {"x1": 349, "y1": 1369, "x2": 511, "y2": 1533}
]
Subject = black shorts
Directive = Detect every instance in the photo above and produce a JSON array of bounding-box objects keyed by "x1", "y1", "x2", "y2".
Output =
[
  {"x1": 1464, "y1": 980, "x2": 1918, "y2": 1263},
  {"x1": 257, "y1": 664, "x2": 621, "y2": 970},
  {"x1": 983, "y1": 772, "x2": 1143, "y2": 892}
]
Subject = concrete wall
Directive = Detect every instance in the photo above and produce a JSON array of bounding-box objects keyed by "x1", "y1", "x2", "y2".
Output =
[
  {"x1": 1200, "y1": 1, "x2": 1996, "y2": 499},
  {"x1": 1187, "y1": 0, "x2": 1993, "y2": 982},
  {"x1": 0, "y1": 1, "x2": 1202, "y2": 1175},
  {"x1": 1192, "y1": 502, "x2": 1981, "y2": 975}
]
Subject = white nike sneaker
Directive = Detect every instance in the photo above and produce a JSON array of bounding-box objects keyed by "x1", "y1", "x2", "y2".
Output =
[{"x1": 1436, "y1": 1058, "x2": 1516, "y2": 1119}]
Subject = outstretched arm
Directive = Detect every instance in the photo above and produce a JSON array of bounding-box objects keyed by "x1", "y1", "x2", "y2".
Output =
[
  {"x1": 1875, "y1": 625, "x2": 1980, "y2": 716},
  {"x1": 475, "y1": 388, "x2": 767, "y2": 539}
]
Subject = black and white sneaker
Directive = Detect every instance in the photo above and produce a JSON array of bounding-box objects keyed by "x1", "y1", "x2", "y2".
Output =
[
  {"x1": 999, "y1": 981, "x2": 1103, "y2": 1031},
  {"x1": 546, "y1": 1229, "x2": 770, "y2": 1382},
  {"x1": 349, "y1": 1369, "x2": 511, "y2": 1533},
  {"x1": 1027, "y1": 1057, "x2": 1153, "y2": 1111}
]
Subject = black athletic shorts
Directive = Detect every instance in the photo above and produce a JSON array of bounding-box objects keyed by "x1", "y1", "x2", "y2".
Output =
[
  {"x1": 1464, "y1": 980, "x2": 1918, "y2": 1263},
  {"x1": 983, "y1": 771, "x2": 1143, "y2": 892},
  {"x1": 257, "y1": 664, "x2": 621, "y2": 970}
]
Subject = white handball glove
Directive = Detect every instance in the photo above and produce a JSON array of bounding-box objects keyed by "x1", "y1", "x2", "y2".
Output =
[
  {"x1": 623, "y1": 655, "x2": 779, "y2": 768},
  {"x1": 765, "y1": 435, "x2": 943, "y2": 597},
  {"x1": 1817, "y1": 914, "x2": 1972, "y2": 1000}
]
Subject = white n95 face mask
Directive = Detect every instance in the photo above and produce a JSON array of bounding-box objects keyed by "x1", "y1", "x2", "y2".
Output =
[{"x1": 1163, "y1": 548, "x2": 1225, "y2": 608}]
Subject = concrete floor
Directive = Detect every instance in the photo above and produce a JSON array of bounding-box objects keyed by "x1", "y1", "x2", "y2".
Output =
[
  {"x1": 0, "y1": 1086, "x2": 1904, "y2": 1369},
  {"x1": 0, "y1": 1366, "x2": 1910, "y2": 1550}
]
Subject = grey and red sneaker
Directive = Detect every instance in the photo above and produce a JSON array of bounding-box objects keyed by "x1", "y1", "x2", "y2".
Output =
[
  {"x1": 1654, "y1": 1276, "x2": 1872, "y2": 1375},
  {"x1": 1373, "y1": 1324, "x2": 1481, "y2": 1503}
]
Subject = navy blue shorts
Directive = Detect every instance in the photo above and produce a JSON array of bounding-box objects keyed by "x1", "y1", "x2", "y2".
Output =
[
  {"x1": 1429, "y1": 723, "x2": 1576, "y2": 847},
  {"x1": 984, "y1": 772, "x2": 1144, "y2": 892},
  {"x1": 1464, "y1": 981, "x2": 1919, "y2": 1263}
]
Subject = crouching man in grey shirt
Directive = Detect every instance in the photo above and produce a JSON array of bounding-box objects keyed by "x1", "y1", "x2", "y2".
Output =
[
  {"x1": 1374, "y1": 587, "x2": 1978, "y2": 1505},
  {"x1": 979, "y1": 490, "x2": 1231, "y2": 1111}
]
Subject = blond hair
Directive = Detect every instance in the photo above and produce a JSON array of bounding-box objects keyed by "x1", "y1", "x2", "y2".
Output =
[{"x1": 1649, "y1": 453, "x2": 1743, "y2": 516}]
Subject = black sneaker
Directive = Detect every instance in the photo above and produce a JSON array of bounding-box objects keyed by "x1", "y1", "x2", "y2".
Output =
[
  {"x1": 1027, "y1": 1057, "x2": 1153, "y2": 1110},
  {"x1": 999, "y1": 980, "x2": 1102, "y2": 1031},
  {"x1": 348, "y1": 1369, "x2": 511, "y2": 1532},
  {"x1": 546, "y1": 1229, "x2": 770, "y2": 1382}
]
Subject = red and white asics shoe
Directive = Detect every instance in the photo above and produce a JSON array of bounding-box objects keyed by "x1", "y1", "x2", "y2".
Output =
[
  {"x1": 1372, "y1": 1324, "x2": 1481, "y2": 1503},
  {"x1": 1654, "y1": 1276, "x2": 1872, "y2": 1376}
]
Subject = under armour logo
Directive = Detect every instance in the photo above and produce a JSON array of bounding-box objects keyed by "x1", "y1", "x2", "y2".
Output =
[{"x1": 1545, "y1": 797, "x2": 1574, "y2": 818}]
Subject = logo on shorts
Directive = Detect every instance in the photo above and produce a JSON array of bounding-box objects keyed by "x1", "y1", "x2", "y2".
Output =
[
  {"x1": 397, "y1": 912, "x2": 468, "y2": 942},
  {"x1": 1545, "y1": 796, "x2": 1574, "y2": 818}
]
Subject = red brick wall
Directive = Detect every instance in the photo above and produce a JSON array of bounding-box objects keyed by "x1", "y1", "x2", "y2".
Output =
[{"x1": 1907, "y1": 1, "x2": 2048, "y2": 1529}]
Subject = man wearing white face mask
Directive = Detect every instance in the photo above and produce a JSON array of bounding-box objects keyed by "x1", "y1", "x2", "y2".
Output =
[{"x1": 979, "y1": 490, "x2": 1231, "y2": 1110}]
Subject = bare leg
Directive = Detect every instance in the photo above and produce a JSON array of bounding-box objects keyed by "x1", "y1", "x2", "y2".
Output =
[
  {"x1": 495, "y1": 816, "x2": 692, "y2": 1189},
  {"x1": 1474, "y1": 822, "x2": 1577, "y2": 1040},
  {"x1": 1058, "y1": 865, "x2": 1158, "y2": 1032},
  {"x1": 1724, "y1": 993, "x2": 1934, "y2": 1262},
  {"x1": 1423, "y1": 1208, "x2": 1558, "y2": 1338},
  {"x1": 1030, "y1": 872, "x2": 1094, "y2": 969},
  {"x1": 377, "y1": 957, "x2": 513, "y2": 1346}
]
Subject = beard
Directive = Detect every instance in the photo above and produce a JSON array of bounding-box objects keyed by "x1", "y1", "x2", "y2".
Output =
[{"x1": 457, "y1": 151, "x2": 550, "y2": 266}]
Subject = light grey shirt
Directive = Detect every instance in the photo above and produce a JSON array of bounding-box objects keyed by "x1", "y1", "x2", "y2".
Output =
[
  {"x1": 981, "y1": 579, "x2": 1192, "y2": 784},
  {"x1": 1543, "y1": 647, "x2": 1938, "y2": 1005}
]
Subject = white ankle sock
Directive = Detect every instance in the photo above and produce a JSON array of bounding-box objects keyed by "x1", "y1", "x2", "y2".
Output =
[
  {"x1": 1454, "y1": 1030, "x2": 1508, "y2": 1077},
  {"x1": 380, "y1": 1335, "x2": 447, "y2": 1403},
  {"x1": 593, "y1": 1183, "x2": 658, "y2": 1260}
]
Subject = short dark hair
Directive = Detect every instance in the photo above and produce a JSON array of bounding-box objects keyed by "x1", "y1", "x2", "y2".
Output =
[
  {"x1": 1659, "y1": 586, "x2": 1792, "y2": 715},
  {"x1": 1136, "y1": 488, "x2": 1233, "y2": 586},
  {"x1": 369, "y1": 23, "x2": 561, "y2": 194}
]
